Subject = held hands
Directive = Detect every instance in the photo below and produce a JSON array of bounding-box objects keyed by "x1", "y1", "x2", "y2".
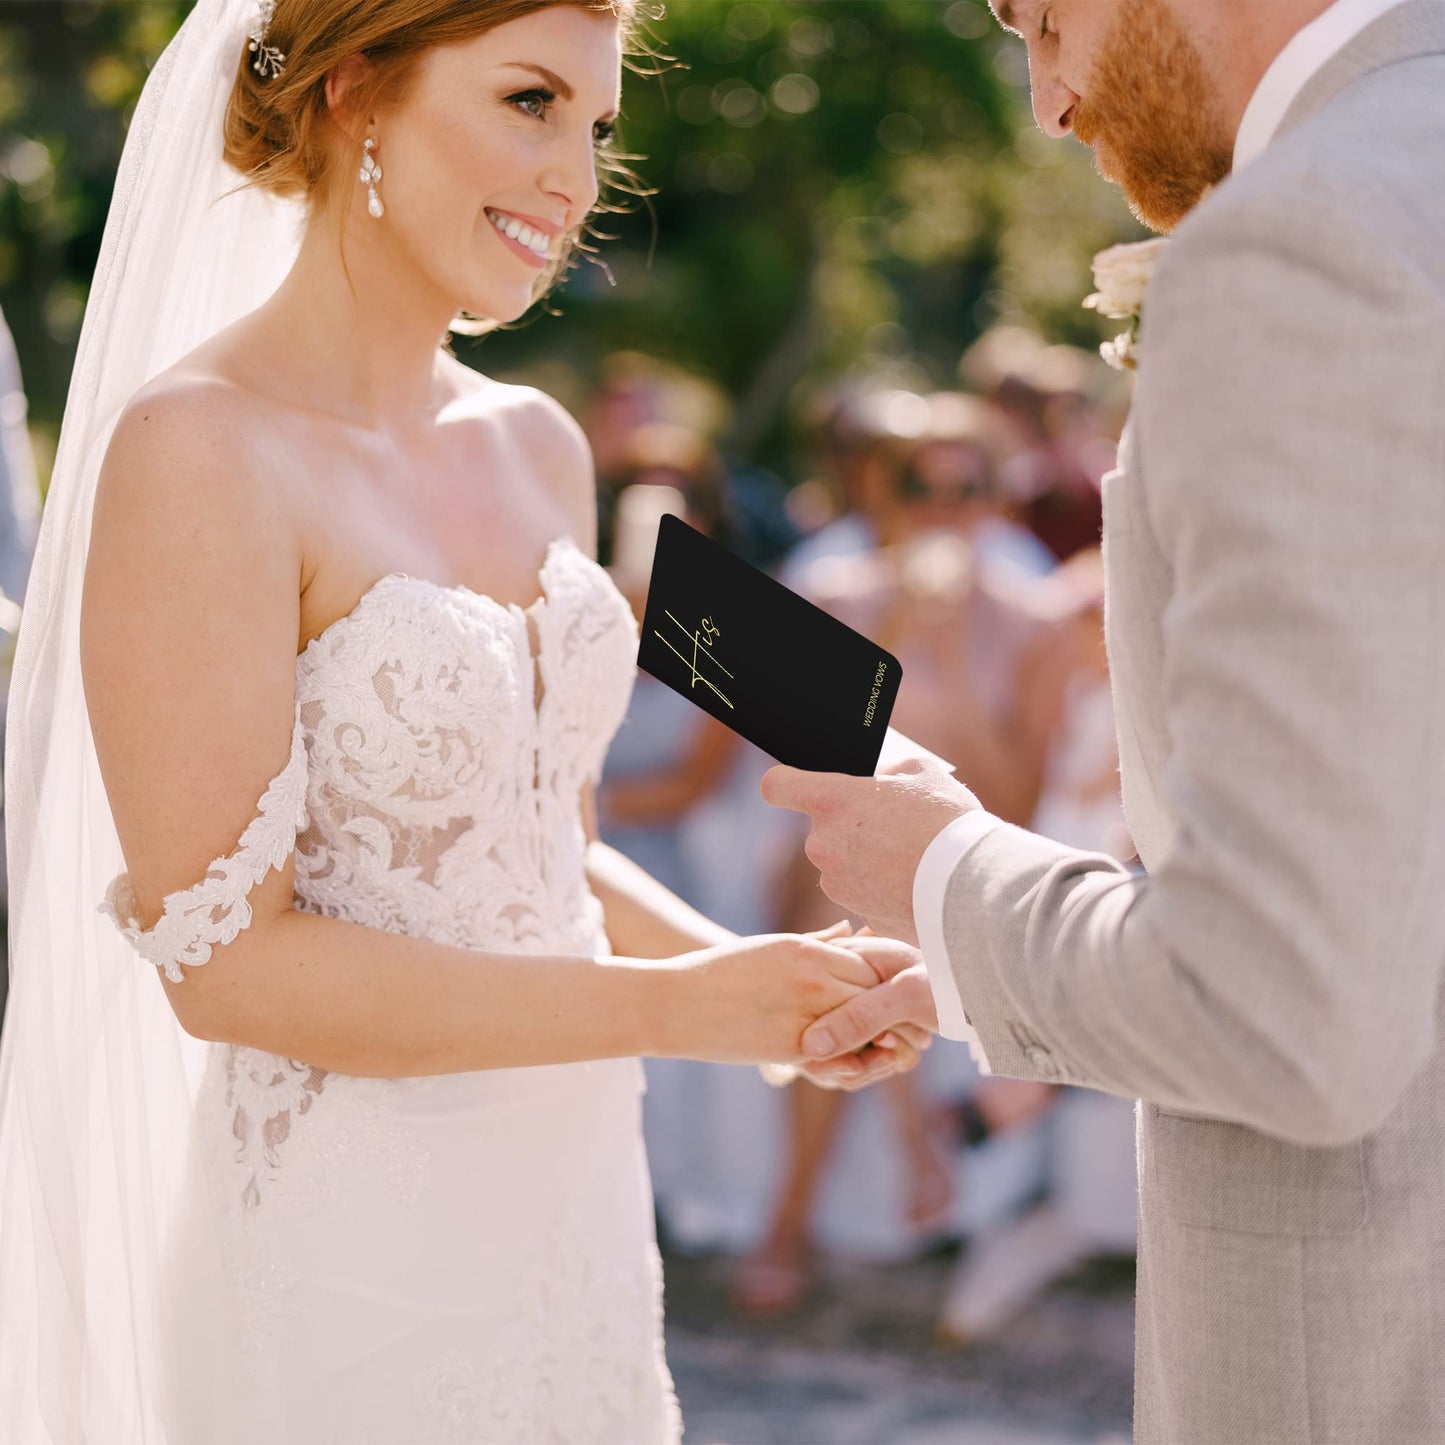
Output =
[
  {"x1": 663, "y1": 925, "x2": 878, "y2": 1067},
  {"x1": 796, "y1": 927, "x2": 940, "y2": 1091},
  {"x1": 759, "y1": 922, "x2": 936, "y2": 1088},
  {"x1": 666, "y1": 921, "x2": 932, "y2": 1079}
]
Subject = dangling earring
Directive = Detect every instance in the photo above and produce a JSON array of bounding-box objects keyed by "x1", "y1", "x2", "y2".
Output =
[{"x1": 360, "y1": 138, "x2": 384, "y2": 219}]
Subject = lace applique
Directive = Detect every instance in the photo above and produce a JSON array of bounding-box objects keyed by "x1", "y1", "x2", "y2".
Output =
[
  {"x1": 484, "y1": 1233, "x2": 680, "y2": 1443},
  {"x1": 219, "y1": 1044, "x2": 431, "y2": 1216},
  {"x1": 98, "y1": 705, "x2": 309, "y2": 982},
  {"x1": 289, "y1": 538, "x2": 637, "y2": 957}
]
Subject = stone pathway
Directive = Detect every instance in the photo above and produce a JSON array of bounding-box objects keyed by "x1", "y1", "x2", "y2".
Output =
[{"x1": 662, "y1": 1248, "x2": 1135, "y2": 1445}]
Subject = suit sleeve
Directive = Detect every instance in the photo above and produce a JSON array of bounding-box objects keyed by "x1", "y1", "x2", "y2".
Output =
[{"x1": 935, "y1": 189, "x2": 1445, "y2": 1147}]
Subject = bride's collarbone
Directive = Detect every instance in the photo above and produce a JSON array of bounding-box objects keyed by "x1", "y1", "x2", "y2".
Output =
[{"x1": 274, "y1": 414, "x2": 580, "y2": 656}]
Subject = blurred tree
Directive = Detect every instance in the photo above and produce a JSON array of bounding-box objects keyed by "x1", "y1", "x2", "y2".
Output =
[
  {"x1": 0, "y1": 0, "x2": 1142, "y2": 483},
  {"x1": 0, "y1": 0, "x2": 187, "y2": 478}
]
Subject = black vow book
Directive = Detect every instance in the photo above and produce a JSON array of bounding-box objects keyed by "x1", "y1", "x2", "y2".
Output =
[{"x1": 636, "y1": 514, "x2": 903, "y2": 777}]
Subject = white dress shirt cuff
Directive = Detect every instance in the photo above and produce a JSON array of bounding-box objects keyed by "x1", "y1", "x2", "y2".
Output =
[{"x1": 911, "y1": 810, "x2": 1002, "y2": 1073}]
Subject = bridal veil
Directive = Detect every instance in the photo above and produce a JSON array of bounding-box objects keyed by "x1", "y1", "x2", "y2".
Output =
[{"x1": 0, "y1": 1, "x2": 306, "y2": 1436}]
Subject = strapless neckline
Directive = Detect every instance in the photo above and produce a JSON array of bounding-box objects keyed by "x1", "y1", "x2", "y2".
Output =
[{"x1": 296, "y1": 532, "x2": 581, "y2": 669}]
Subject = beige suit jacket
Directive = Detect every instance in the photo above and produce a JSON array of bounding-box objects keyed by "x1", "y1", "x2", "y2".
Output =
[{"x1": 936, "y1": 6, "x2": 1445, "y2": 1439}]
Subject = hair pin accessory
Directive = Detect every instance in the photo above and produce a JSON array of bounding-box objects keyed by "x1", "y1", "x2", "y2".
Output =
[{"x1": 248, "y1": 0, "x2": 286, "y2": 79}]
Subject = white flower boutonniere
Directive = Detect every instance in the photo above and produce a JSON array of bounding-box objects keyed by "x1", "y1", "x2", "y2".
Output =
[{"x1": 1084, "y1": 238, "x2": 1167, "y2": 372}]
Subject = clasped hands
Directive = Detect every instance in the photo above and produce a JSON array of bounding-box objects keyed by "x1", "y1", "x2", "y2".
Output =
[{"x1": 762, "y1": 755, "x2": 982, "y2": 1091}]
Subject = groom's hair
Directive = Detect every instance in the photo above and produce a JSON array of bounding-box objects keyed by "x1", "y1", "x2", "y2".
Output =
[{"x1": 220, "y1": 0, "x2": 655, "y2": 313}]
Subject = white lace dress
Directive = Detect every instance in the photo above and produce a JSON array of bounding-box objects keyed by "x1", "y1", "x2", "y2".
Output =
[{"x1": 99, "y1": 534, "x2": 682, "y2": 1445}]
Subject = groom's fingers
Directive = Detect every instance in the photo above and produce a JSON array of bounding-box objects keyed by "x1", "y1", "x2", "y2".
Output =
[
  {"x1": 801, "y1": 965, "x2": 939, "y2": 1060},
  {"x1": 888, "y1": 1023, "x2": 934, "y2": 1053},
  {"x1": 758, "y1": 763, "x2": 809, "y2": 814},
  {"x1": 798, "y1": 1021, "x2": 931, "y2": 1089},
  {"x1": 807, "y1": 918, "x2": 854, "y2": 937},
  {"x1": 797, "y1": 1052, "x2": 888, "y2": 1090},
  {"x1": 798, "y1": 1037, "x2": 913, "y2": 1091}
]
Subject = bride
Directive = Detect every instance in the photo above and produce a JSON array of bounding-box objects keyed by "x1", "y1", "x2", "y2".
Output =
[{"x1": 0, "y1": 0, "x2": 928, "y2": 1440}]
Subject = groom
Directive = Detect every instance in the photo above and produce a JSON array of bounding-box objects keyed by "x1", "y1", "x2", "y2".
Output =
[{"x1": 765, "y1": 1, "x2": 1445, "y2": 1441}]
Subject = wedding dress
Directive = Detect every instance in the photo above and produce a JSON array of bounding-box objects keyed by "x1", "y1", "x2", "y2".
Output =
[{"x1": 98, "y1": 532, "x2": 682, "y2": 1443}]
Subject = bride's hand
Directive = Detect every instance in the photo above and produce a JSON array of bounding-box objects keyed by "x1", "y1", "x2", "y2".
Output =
[{"x1": 660, "y1": 931, "x2": 883, "y2": 1066}]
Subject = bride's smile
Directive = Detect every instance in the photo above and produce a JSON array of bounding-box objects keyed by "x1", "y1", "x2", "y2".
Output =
[{"x1": 485, "y1": 205, "x2": 560, "y2": 264}]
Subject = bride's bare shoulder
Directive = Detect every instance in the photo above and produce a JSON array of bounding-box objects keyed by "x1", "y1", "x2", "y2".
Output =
[
  {"x1": 91, "y1": 359, "x2": 301, "y2": 615},
  {"x1": 106, "y1": 353, "x2": 270, "y2": 479},
  {"x1": 100, "y1": 339, "x2": 301, "y2": 518}
]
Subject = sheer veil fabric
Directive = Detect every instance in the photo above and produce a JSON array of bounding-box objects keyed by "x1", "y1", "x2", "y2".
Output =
[{"x1": 0, "y1": 2, "x2": 307, "y2": 1436}]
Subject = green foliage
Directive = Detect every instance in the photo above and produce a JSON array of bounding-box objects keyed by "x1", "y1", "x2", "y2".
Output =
[
  {"x1": 0, "y1": 0, "x2": 188, "y2": 444},
  {"x1": 517, "y1": 0, "x2": 1022, "y2": 443}
]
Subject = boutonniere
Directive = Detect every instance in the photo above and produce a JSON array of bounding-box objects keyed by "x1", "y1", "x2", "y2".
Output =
[{"x1": 1084, "y1": 238, "x2": 1167, "y2": 372}]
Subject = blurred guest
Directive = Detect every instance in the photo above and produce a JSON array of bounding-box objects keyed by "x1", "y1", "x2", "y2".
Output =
[
  {"x1": 735, "y1": 420, "x2": 1055, "y2": 1315},
  {"x1": 597, "y1": 443, "x2": 759, "y2": 1251},
  {"x1": 581, "y1": 352, "x2": 796, "y2": 567},
  {"x1": 1016, "y1": 549, "x2": 1134, "y2": 859},
  {"x1": 608, "y1": 421, "x2": 739, "y2": 554},
  {"x1": 781, "y1": 388, "x2": 1055, "y2": 596},
  {"x1": 921, "y1": 392, "x2": 1057, "y2": 583},
  {"x1": 584, "y1": 352, "x2": 726, "y2": 565},
  {"x1": 778, "y1": 387, "x2": 932, "y2": 588},
  {"x1": 959, "y1": 326, "x2": 1118, "y2": 565},
  {"x1": 936, "y1": 549, "x2": 1138, "y2": 1344}
]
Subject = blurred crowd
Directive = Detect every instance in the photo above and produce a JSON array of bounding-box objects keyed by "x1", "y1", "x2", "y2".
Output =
[
  {"x1": 591, "y1": 328, "x2": 1139, "y2": 1343},
  {"x1": 0, "y1": 313, "x2": 1139, "y2": 1344}
]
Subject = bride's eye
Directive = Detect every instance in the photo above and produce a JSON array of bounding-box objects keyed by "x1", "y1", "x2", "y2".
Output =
[
  {"x1": 593, "y1": 119, "x2": 617, "y2": 147},
  {"x1": 507, "y1": 86, "x2": 556, "y2": 120}
]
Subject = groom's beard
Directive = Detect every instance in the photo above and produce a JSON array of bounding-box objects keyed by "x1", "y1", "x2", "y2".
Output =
[{"x1": 1072, "y1": 0, "x2": 1234, "y2": 234}]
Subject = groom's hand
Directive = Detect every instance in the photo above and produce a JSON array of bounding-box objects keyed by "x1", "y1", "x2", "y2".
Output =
[
  {"x1": 759, "y1": 924, "x2": 932, "y2": 1089},
  {"x1": 760, "y1": 758, "x2": 980, "y2": 947},
  {"x1": 796, "y1": 932, "x2": 940, "y2": 1090}
]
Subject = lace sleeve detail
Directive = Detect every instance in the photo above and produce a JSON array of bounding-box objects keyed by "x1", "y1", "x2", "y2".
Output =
[{"x1": 98, "y1": 707, "x2": 309, "y2": 983}]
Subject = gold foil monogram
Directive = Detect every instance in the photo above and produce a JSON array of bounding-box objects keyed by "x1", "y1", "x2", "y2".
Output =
[{"x1": 655, "y1": 611, "x2": 734, "y2": 709}]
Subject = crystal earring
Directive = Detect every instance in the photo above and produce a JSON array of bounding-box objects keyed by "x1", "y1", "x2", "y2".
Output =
[{"x1": 360, "y1": 138, "x2": 384, "y2": 219}]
